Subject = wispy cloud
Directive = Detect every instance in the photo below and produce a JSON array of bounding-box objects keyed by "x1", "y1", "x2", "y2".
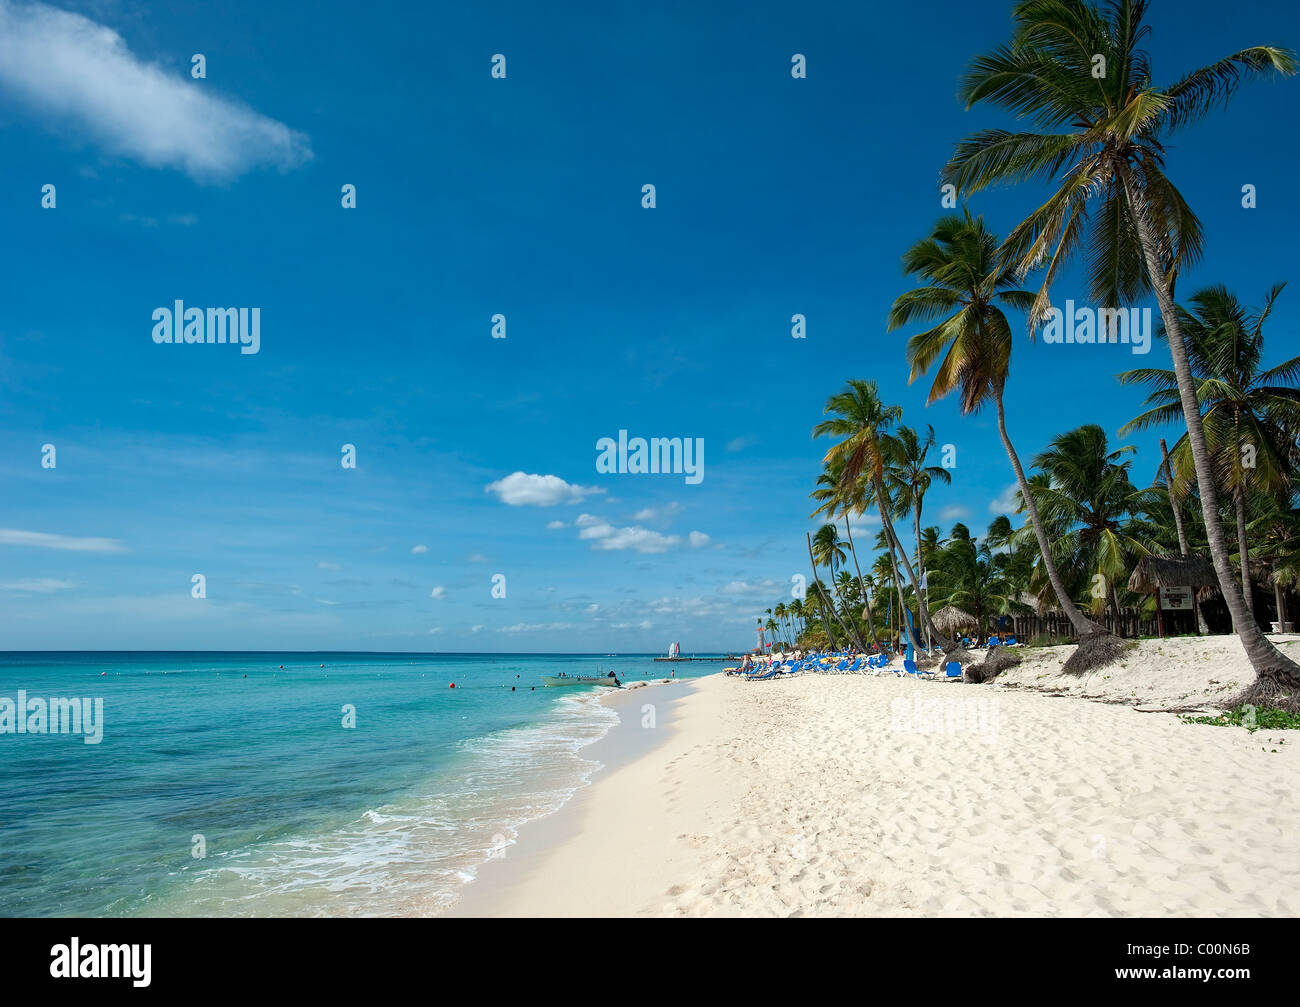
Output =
[
  {"x1": 0, "y1": 0, "x2": 312, "y2": 182},
  {"x1": 576, "y1": 515, "x2": 679, "y2": 553},
  {"x1": 411, "y1": 544, "x2": 428, "y2": 555},
  {"x1": 0, "y1": 528, "x2": 125, "y2": 552},
  {"x1": 989, "y1": 484, "x2": 1021, "y2": 515},
  {"x1": 633, "y1": 501, "x2": 682, "y2": 523},
  {"x1": 0, "y1": 577, "x2": 75, "y2": 593},
  {"x1": 499, "y1": 621, "x2": 574, "y2": 634},
  {"x1": 486, "y1": 472, "x2": 604, "y2": 507}
]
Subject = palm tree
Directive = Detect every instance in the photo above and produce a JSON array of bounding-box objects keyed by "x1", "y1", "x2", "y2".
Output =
[
  {"x1": 806, "y1": 579, "x2": 837, "y2": 647},
  {"x1": 789, "y1": 597, "x2": 806, "y2": 639},
  {"x1": 1028, "y1": 425, "x2": 1157, "y2": 631},
  {"x1": 773, "y1": 602, "x2": 788, "y2": 647},
  {"x1": 930, "y1": 523, "x2": 1019, "y2": 642},
  {"x1": 888, "y1": 424, "x2": 953, "y2": 646},
  {"x1": 812, "y1": 523, "x2": 867, "y2": 649},
  {"x1": 804, "y1": 536, "x2": 838, "y2": 650},
  {"x1": 1255, "y1": 494, "x2": 1300, "y2": 630},
  {"x1": 811, "y1": 463, "x2": 882, "y2": 647},
  {"x1": 987, "y1": 514, "x2": 1015, "y2": 557},
  {"x1": 889, "y1": 209, "x2": 1119, "y2": 671},
  {"x1": 873, "y1": 526, "x2": 912, "y2": 651},
  {"x1": 870, "y1": 550, "x2": 900, "y2": 641},
  {"x1": 947, "y1": 0, "x2": 1300, "y2": 691},
  {"x1": 1120, "y1": 284, "x2": 1300, "y2": 625},
  {"x1": 919, "y1": 524, "x2": 943, "y2": 570},
  {"x1": 814, "y1": 380, "x2": 934, "y2": 653}
]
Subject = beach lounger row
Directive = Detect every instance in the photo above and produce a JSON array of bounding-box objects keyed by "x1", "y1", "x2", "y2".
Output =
[
  {"x1": 734, "y1": 652, "x2": 964, "y2": 683},
  {"x1": 959, "y1": 635, "x2": 1019, "y2": 648}
]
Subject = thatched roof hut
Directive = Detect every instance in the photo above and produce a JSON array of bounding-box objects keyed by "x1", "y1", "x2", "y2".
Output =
[
  {"x1": 1127, "y1": 554, "x2": 1218, "y2": 595},
  {"x1": 932, "y1": 604, "x2": 976, "y2": 634}
]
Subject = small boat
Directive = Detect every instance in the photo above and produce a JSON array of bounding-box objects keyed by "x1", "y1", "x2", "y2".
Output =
[{"x1": 540, "y1": 671, "x2": 621, "y2": 688}]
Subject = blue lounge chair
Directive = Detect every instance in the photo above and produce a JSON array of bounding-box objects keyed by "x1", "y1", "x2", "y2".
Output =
[
  {"x1": 903, "y1": 659, "x2": 919, "y2": 677},
  {"x1": 987, "y1": 635, "x2": 1001, "y2": 647},
  {"x1": 944, "y1": 661, "x2": 962, "y2": 679}
]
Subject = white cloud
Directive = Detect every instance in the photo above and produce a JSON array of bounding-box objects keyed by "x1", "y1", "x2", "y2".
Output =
[
  {"x1": 0, "y1": 528, "x2": 125, "y2": 552},
  {"x1": 0, "y1": 0, "x2": 312, "y2": 182},
  {"x1": 719, "y1": 578, "x2": 779, "y2": 596},
  {"x1": 688, "y1": 531, "x2": 711, "y2": 548},
  {"x1": 428, "y1": 627, "x2": 443, "y2": 634},
  {"x1": 573, "y1": 513, "x2": 683, "y2": 553},
  {"x1": 989, "y1": 484, "x2": 1021, "y2": 515},
  {"x1": 411, "y1": 544, "x2": 428, "y2": 555},
  {"x1": 499, "y1": 622, "x2": 574, "y2": 633},
  {"x1": 430, "y1": 586, "x2": 446, "y2": 600},
  {"x1": 545, "y1": 520, "x2": 566, "y2": 530},
  {"x1": 471, "y1": 625, "x2": 484, "y2": 633},
  {"x1": 586, "y1": 603, "x2": 599, "y2": 613},
  {"x1": 938, "y1": 505, "x2": 971, "y2": 522},
  {"x1": 467, "y1": 553, "x2": 488, "y2": 563},
  {"x1": 633, "y1": 502, "x2": 682, "y2": 523},
  {"x1": 587, "y1": 523, "x2": 680, "y2": 553},
  {"x1": 0, "y1": 578, "x2": 75, "y2": 593},
  {"x1": 485, "y1": 472, "x2": 605, "y2": 507},
  {"x1": 725, "y1": 435, "x2": 758, "y2": 453},
  {"x1": 317, "y1": 561, "x2": 340, "y2": 571},
  {"x1": 646, "y1": 595, "x2": 736, "y2": 618}
]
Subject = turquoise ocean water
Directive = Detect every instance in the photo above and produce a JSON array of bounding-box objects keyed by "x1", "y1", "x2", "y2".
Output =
[{"x1": 0, "y1": 652, "x2": 718, "y2": 917}]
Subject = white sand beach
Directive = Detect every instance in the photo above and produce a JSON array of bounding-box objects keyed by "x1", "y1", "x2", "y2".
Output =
[{"x1": 452, "y1": 636, "x2": 1300, "y2": 917}]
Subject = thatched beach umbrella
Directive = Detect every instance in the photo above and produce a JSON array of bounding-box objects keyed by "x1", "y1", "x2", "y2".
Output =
[{"x1": 932, "y1": 604, "x2": 976, "y2": 636}]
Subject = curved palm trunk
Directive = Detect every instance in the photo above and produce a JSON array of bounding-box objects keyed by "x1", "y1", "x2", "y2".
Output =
[
  {"x1": 871, "y1": 476, "x2": 931, "y2": 652},
  {"x1": 842, "y1": 513, "x2": 881, "y2": 648},
  {"x1": 809, "y1": 534, "x2": 861, "y2": 649},
  {"x1": 879, "y1": 509, "x2": 922, "y2": 653},
  {"x1": 913, "y1": 497, "x2": 955, "y2": 651},
  {"x1": 1119, "y1": 163, "x2": 1300, "y2": 688},
  {"x1": 1235, "y1": 488, "x2": 1256, "y2": 624},
  {"x1": 1161, "y1": 438, "x2": 1210, "y2": 634},
  {"x1": 828, "y1": 567, "x2": 867, "y2": 651},
  {"x1": 993, "y1": 387, "x2": 1108, "y2": 640},
  {"x1": 805, "y1": 533, "x2": 838, "y2": 649},
  {"x1": 888, "y1": 545, "x2": 907, "y2": 651},
  {"x1": 1159, "y1": 438, "x2": 1190, "y2": 555}
]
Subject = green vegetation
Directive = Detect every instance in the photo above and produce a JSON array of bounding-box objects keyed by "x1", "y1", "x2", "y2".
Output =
[{"x1": 1181, "y1": 705, "x2": 1300, "y2": 731}]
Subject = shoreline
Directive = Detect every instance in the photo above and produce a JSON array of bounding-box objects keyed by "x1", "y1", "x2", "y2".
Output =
[
  {"x1": 442, "y1": 636, "x2": 1300, "y2": 917},
  {"x1": 444, "y1": 676, "x2": 723, "y2": 916}
]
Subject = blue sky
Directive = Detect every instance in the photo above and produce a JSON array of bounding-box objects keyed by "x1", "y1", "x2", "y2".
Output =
[{"x1": 1, "y1": 0, "x2": 1297, "y2": 651}]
